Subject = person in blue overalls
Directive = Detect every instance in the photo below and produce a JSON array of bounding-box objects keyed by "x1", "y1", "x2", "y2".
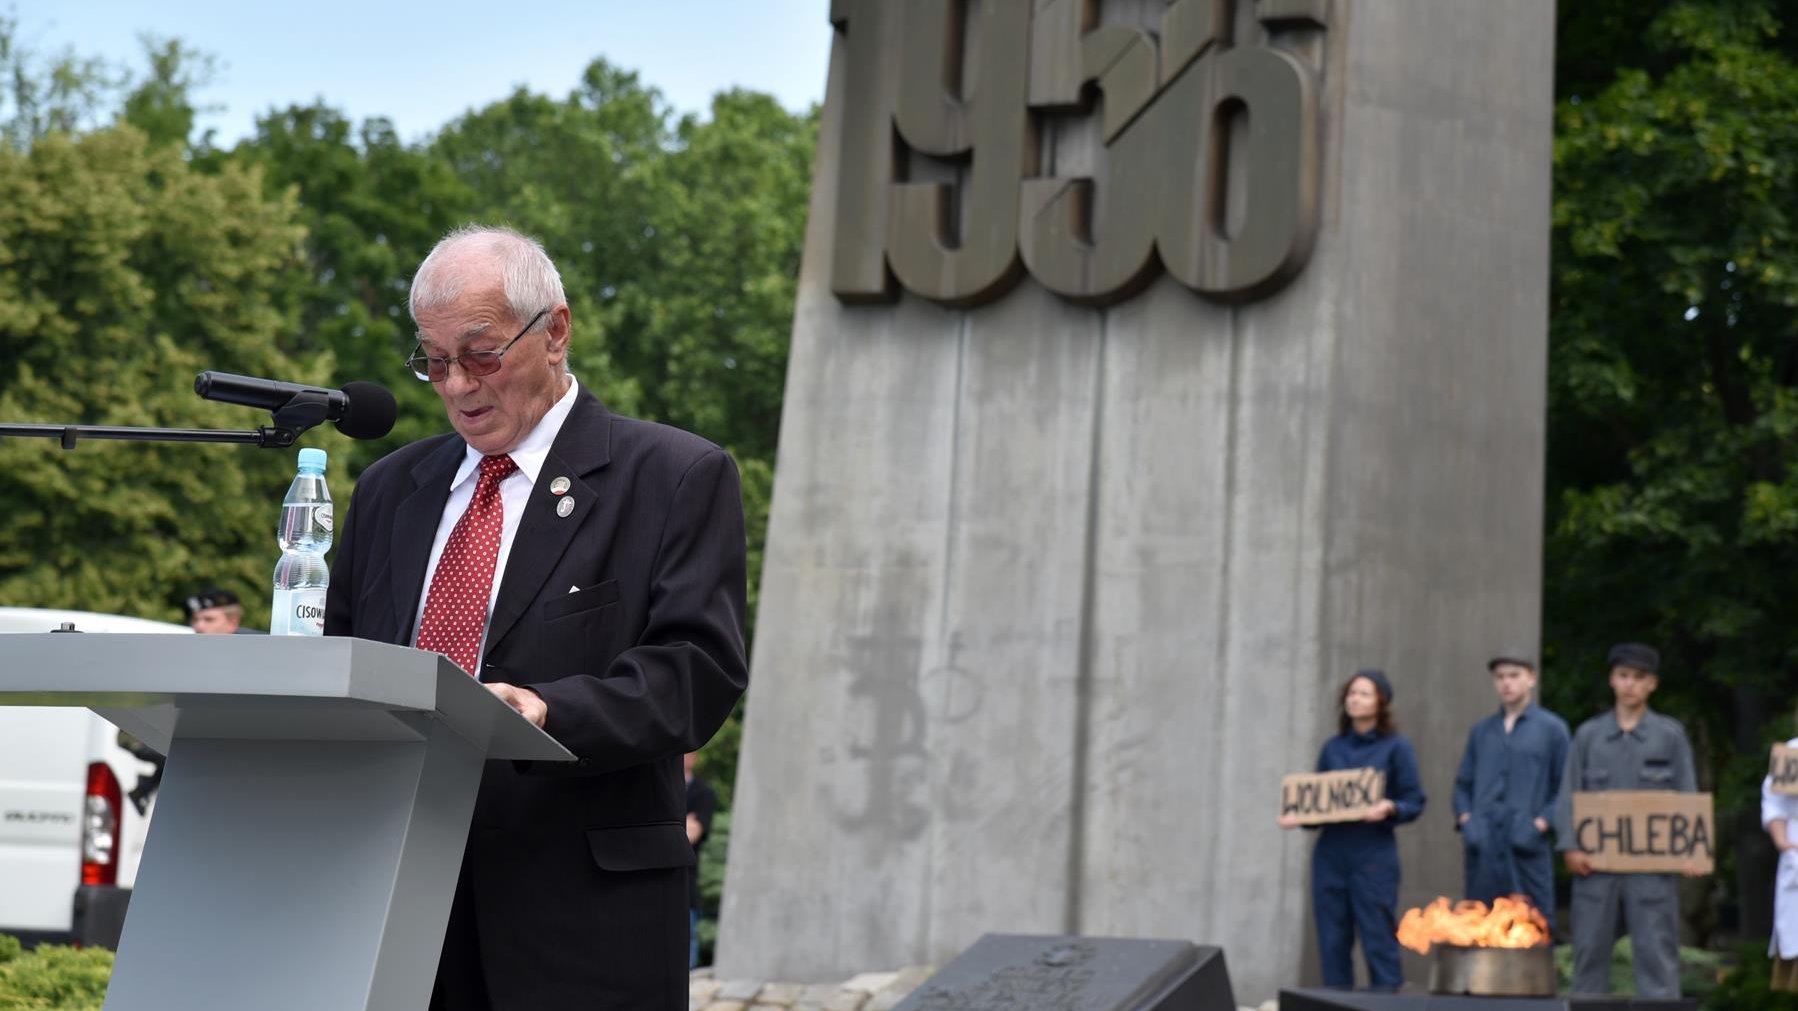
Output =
[
  {"x1": 1280, "y1": 669, "x2": 1427, "y2": 990},
  {"x1": 1452, "y1": 651, "x2": 1570, "y2": 929}
]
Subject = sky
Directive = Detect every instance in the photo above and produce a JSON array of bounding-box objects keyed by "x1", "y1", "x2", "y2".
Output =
[{"x1": 8, "y1": 1, "x2": 834, "y2": 144}]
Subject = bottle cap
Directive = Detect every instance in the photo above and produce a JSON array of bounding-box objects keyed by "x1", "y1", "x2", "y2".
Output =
[{"x1": 297, "y1": 448, "x2": 328, "y2": 474}]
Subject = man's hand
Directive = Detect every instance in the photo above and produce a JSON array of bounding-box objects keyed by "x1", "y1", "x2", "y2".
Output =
[
  {"x1": 1534, "y1": 816, "x2": 1550, "y2": 834},
  {"x1": 1564, "y1": 850, "x2": 1594, "y2": 877},
  {"x1": 1277, "y1": 814, "x2": 1301, "y2": 829},
  {"x1": 687, "y1": 813, "x2": 705, "y2": 845},
  {"x1": 487, "y1": 683, "x2": 548, "y2": 728},
  {"x1": 1458, "y1": 812, "x2": 1471, "y2": 826}
]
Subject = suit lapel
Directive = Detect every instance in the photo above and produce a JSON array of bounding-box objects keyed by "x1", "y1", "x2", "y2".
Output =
[
  {"x1": 388, "y1": 437, "x2": 466, "y2": 644},
  {"x1": 484, "y1": 391, "x2": 613, "y2": 652}
]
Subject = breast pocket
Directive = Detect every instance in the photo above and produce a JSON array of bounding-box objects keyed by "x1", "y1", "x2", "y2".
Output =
[
  {"x1": 542, "y1": 579, "x2": 621, "y2": 621},
  {"x1": 1582, "y1": 767, "x2": 1612, "y2": 791},
  {"x1": 1640, "y1": 759, "x2": 1675, "y2": 786}
]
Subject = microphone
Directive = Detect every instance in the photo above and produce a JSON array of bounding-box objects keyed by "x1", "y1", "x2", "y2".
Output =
[{"x1": 194, "y1": 373, "x2": 398, "y2": 440}]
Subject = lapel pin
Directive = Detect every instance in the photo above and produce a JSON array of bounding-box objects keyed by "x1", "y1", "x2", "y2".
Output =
[
  {"x1": 549, "y1": 476, "x2": 572, "y2": 496},
  {"x1": 557, "y1": 497, "x2": 576, "y2": 518}
]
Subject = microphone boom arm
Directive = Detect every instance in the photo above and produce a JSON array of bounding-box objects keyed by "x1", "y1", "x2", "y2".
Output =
[
  {"x1": 2, "y1": 376, "x2": 393, "y2": 449},
  {"x1": 0, "y1": 391, "x2": 341, "y2": 450},
  {"x1": 0, "y1": 423, "x2": 307, "y2": 450}
]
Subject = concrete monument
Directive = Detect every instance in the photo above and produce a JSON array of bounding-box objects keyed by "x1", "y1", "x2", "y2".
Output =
[{"x1": 718, "y1": 0, "x2": 1554, "y2": 1000}]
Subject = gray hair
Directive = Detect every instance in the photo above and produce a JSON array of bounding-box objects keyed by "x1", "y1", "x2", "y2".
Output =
[{"x1": 409, "y1": 224, "x2": 566, "y2": 333}]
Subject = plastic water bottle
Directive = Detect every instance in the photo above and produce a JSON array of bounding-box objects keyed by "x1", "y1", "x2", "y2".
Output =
[{"x1": 271, "y1": 448, "x2": 333, "y2": 635}]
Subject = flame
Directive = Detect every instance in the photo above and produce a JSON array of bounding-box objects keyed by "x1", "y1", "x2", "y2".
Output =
[{"x1": 1396, "y1": 896, "x2": 1550, "y2": 955}]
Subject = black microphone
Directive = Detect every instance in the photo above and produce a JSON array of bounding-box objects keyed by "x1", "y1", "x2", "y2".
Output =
[{"x1": 193, "y1": 373, "x2": 398, "y2": 440}]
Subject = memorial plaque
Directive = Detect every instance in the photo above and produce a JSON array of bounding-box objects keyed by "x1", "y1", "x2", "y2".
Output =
[{"x1": 893, "y1": 934, "x2": 1236, "y2": 1011}]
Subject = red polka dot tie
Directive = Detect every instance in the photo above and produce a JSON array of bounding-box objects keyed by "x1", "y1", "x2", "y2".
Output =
[{"x1": 416, "y1": 454, "x2": 518, "y2": 676}]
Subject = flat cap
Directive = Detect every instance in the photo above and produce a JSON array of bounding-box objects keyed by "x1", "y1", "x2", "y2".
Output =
[
  {"x1": 1606, "y1": 642, "x2": 1660, "y2": 674},
  {"x1": 1487, "y1": 650, "x2": 1537, "y2": 672}
]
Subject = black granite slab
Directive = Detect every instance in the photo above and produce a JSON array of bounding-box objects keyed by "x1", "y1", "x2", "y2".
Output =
[{"x1": 890, "y1": 934, "x2": 1237, "y2": 1011}]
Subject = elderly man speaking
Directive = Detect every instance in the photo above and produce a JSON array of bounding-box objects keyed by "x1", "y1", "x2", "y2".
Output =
[{"x1": 325, "y1": 224, "x2": 749, "y2": 1009}]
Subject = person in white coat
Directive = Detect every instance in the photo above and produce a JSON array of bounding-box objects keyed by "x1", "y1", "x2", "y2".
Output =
[{"x1": 1762, "y1": 735, "x2": 1798, "y2": 992}]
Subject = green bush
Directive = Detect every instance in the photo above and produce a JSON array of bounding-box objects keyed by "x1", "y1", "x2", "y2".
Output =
[
  {"x1": 1703, "y1": 944, "x2": 1798, "y2": 1011},
  {"x1": 0, "y1": 937, "x2": 112, "y2": 1011}
]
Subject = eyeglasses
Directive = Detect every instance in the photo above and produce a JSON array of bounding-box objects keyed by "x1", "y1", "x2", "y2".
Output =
[{"x1": 406, "y1": 308, "x2": 549, "y2": 383}]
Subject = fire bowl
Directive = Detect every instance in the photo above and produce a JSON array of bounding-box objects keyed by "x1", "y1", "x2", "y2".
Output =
[{"x1": 1429, "y1": 943, "x2": 1556, "y2": 997}]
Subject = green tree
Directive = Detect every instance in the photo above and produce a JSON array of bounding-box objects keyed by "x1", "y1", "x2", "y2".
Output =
[
  {"x1": 631, "y1": 89, "x2": 815, "y2": 465},
  {"x1": 429, "y1": 61, "x2": 671, "y2": 418},
  {"x1": 0, "y1": 16, "x2": 120, "y2": 151},
  {"x1": 116, "y1": 36, "x2": 216, "y2": 151},
  {"x1": 614, "y1": 90, "x2": 813, "y2": 644},
  {"x1": 227, "y1": 103, "x2": 477, "y2": 476},
  {"x1": 1544, "y1": 0, "x2": 1798, "y2": 941},
  {"x1": 0, "y1": 124, "x2": 340, "y2": 626},
  {"x1": 434, "y1": 66, "x2": 816, "y2": 638}
]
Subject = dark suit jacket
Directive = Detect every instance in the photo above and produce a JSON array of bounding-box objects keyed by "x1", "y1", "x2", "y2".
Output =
[{"x1": 324, "y1": 387, "x2": 747, "y2": 1009}]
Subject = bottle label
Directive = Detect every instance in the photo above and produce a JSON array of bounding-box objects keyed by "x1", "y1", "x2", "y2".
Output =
[
  {"x1": 316, "y1": 503, "x2": 334, "y2": 533},
  {"x1": 274, "y1": 587, "x2": 327, "y2": 636}
]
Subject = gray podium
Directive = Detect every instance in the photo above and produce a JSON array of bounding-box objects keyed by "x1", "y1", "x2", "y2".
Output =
[{"x1": 0, "y1": 632, "x2": 573, "y2": 1011}]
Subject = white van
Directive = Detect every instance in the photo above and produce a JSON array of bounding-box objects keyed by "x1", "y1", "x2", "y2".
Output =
[{"x1": 0, "y1": 607, "x2": 189, "y2": 947}]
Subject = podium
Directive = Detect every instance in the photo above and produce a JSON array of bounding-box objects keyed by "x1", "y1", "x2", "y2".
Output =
[{"x1": 0, "y1": 632, "x2": 573, "y2": 1011}]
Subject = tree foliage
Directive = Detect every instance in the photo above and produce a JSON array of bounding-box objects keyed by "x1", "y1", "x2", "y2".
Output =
[
  {"x1": 225, "y1": 102, "x2": 477, "y2": 475},
  {"x1": 1544, "y1": 0, "x2": 1798, "y2": 938},
  {"x1": 118, "y1": 37, "x2": 217, "y2": 151},
  {"x1": 426, "y1": 67, "x2": 813, "y2": 642},
  {"x1": 427, "y1": 68, "x2": 814, "y2": 461},
  {"x1": 429, "y1": 65, "x2": 667, "y2": 421},
  {"x1": 0, "y1": 16, "x2": 119, "y2": 152},
  {"x1": 0, "y1": 123, "x2": 343, "y2": 626},
  {"x1": 630, "y1": 89, "x2": 814, "y2": 467},
  {"x1": 1547, "y1": 2, "x2": 1798, "y2": 700}
]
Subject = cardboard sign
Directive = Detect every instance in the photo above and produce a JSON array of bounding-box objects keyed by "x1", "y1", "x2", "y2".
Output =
[
  {"x1": 1281, "y1": 768, "x2": 1386, "y2": 825},
  {"x1": 1770, "y1": 743, "x2": 1798, "y2": 797},
  {"x1": 1570, "y1": 791, "x2": 1714, "y2": 874}
]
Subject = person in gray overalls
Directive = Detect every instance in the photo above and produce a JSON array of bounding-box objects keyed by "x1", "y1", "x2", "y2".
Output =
[{"x1": 1554, "y1": 642, "x2": 1698, "y2": 997}]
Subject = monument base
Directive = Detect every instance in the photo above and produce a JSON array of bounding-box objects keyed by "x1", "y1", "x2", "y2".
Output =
[{"x1": 1280, "y1": 987, "x2": 1698, "y2": 1011}]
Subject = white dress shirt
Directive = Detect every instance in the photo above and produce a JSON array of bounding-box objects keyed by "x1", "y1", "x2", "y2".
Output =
[{"x1": 411, "y1": 374, "x2": 581, "y2": 671}]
